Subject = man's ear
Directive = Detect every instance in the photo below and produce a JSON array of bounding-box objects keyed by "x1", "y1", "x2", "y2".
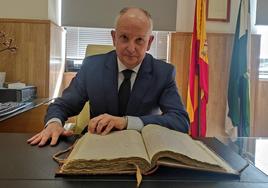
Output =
[
  {"x1": 111, "y1": 30, "x2": 116, "y2": 46},
  {"x1": 146, "y1": 35, "x2": 154, "y2": 51}
]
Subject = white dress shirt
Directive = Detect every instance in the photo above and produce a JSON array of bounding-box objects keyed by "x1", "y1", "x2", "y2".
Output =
[{"x1": 117, "y1": 58, "x2": 144, "y2": 131}]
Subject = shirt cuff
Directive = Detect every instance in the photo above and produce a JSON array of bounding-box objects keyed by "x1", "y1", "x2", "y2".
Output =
[
  {"x1": 45, "y1": 118, "x2": 62, "y2": 127},
  {"x1": 126, "y1": 116, "x2": 144, "y2": 131}
]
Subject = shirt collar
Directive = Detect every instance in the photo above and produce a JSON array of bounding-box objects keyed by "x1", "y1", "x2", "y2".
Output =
[{"x1": 117, "y1": 57, "x2": 141, "y2": 74}]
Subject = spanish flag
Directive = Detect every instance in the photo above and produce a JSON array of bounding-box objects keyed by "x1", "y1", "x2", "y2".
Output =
[{"x1": 186, "y1": 0, "x2": 208, "y2": 137}]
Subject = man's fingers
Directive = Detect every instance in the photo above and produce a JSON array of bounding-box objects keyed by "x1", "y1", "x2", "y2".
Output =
[
  {"x1": 89, "y1": 117, "x2": 100, "y2": 133},
  {"x1": 96, "y1": 115, "x2": 112, "y2": 134},
  {"x1": 101, "y1": 121, "x2": 114, "y2": 135},
  {"x1": 88, "y1": 121, "x2": 95, "y2": 133},
  {"x1": 89, "y1": 114, "x2": 126, "y2": 135},
  {"x1": 29, "y1": 135, "x2": 42, "y2": 145},
  {"x1": 27, "y1": 122, "x2": 71, "y2": 147},
  {"x1": 50, "y1": 131, "x2": 62, "y2": 146},
  {"x1": 50, "y1": 136, "x2": 59, "y2": 146},
  {"x1": 29, "y1": 131, "x2": 50, "y2": 146},
  {"x1": 49, "y1": 125, "x2": 70, "y2": 145},
  {"x1": 27, "y1": 133, "x2": 41, "y2": 143},
  {"x1": 62, "y1": 130, "x2": 74, "y2": 137},
  {"x1": 96, "y1": 121, "x2": 107, "y2": 134},
  {"x1": 89, "y1": 115, "x2": 105, "y2": 133},
  {"x1": 38, "y1": 134, "x2": 50, "y2": 147},
  {"x1": 88, "y1": 121, "x2": 96, "y2": 133}
]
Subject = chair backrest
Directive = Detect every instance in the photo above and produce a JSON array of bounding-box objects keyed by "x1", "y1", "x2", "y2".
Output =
[
  {"x1": 74, "y1": 44, "x2": 114, "y2": 134},
  {"x1": 85, "y1": 44, "x2": 114, "y2": 57},
  {"x1": 74, "y1": 101, "x2": 90, "y2": 134}
]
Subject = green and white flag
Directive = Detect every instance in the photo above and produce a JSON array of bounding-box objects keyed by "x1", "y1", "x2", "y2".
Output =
[{"x1": 227, "y1": 0, "x2": 250, "y2": 137}]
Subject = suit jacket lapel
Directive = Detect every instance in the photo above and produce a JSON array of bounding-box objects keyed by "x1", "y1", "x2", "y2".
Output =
[
  {"x1": 127, "y1": 54, "x2": 153, "y2": 115},
  {"x1": 103, "y1": 51, "x2": 119, "y2": 115}
]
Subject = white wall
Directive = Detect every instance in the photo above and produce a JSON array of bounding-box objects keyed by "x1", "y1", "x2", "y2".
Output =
[
  {"x1": 0, "y1": 0, "x2": 257, "y2": 32},
  {"x1": 176, "y1": 0, "x2": 258, "y2": 33},
  {"x1": 48, "y1": 0, "x2": 61, "y2": 25},
  {"x1": 0, "y1": 0, "x2": 48, "y2": 20},
  {"x1": 0, "y1": 0, "x2": 60, "y2": 25},
  {"x1": 176, "y1": 0, "x2": 195, "y2": 32}
]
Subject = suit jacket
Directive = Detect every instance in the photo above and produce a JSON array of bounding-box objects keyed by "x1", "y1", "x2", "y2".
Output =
[{"x1": 45, "y1": 51, "x2": 189, "y2": 133}]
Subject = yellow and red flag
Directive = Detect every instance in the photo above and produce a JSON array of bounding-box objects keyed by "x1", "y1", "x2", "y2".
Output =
[{"x1": 186, "y1": 0, "x2": 208, "y2": 137}]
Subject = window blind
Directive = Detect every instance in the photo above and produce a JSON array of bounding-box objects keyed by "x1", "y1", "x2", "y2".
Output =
[{"x1": 65, "y1": 27, "x2": 169, "y2": 63}]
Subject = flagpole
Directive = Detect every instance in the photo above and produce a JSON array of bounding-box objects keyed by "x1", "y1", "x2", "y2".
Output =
[
  {"x1": 197, "y1": 63, "x2": 201, "y2": 137},
  {"x1": 187, "y1": 0, "x2": 208, "y2": 138}
]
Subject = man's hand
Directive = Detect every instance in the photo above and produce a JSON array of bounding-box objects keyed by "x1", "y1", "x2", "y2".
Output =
[
  {"x1": 27, "y1": 122, "x2": 73, "y2": 147},
  {"x1": 89, "y1": 114, "x2": 127, "y2": 135}
]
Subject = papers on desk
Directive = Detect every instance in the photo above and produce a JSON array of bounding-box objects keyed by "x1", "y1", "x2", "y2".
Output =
[
  {"x1": 3, "y1": 82, "x2": 26, "y2": 89},
  {"x1": 0, "y1": 102, "x2": 31, "y2": 117}
]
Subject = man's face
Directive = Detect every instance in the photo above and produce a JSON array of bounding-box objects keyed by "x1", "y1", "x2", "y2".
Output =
[{"x1": 111, "y1": 14, "x2": 154, "y2": 69}]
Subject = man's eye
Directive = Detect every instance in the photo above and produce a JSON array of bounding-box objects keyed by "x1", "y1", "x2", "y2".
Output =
[
  {"x1": 136, "y1": 38, "x2": 144, "y2": 44},
  {"x1": 120, "y1": 35, "x2": 128, "y2": 41}
]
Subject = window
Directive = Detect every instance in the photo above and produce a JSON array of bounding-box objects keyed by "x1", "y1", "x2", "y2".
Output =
[
  {"x1": 65, "y1": 27, "x2": 169, "y2": 71},
  {"x1": 257, "y1": 26, "x2": 268, "y2": 79}
]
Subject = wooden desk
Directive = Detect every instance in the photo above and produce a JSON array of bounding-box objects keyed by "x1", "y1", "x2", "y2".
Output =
[
  {"x1": 0, "y1": 99, "x2": 49, "y2": 133},
  {"x1": 0, "y1": 133, "x2": 267, "y2": 188}
]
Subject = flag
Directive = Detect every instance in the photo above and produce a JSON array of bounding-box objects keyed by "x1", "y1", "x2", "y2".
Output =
[
  {"x1": 227, "y1": 0, "x2": 250, "y2": 137},
  {"x1": 186, "y1": 0, "x2": 208, "y2": 137}
]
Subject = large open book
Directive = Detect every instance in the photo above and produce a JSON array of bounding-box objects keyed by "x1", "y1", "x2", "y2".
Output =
[{"x1": 55, "y1": 124, "x2": 238, "y2": 176}]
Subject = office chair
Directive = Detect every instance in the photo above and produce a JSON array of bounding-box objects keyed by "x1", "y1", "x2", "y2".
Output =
[
  {"x1": 85, "y1": 44, "x2": 115, "y2": 57},
  {"x1": 64, "y1": 44, "x2": 114, "y2": 134}
]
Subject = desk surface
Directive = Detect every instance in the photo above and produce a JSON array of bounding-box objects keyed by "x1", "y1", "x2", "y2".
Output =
[
  {"x1": 217, "y1": 136, "x2": 268, "y2": 176},
  {"x1": 0, "y1": 133, "x2": 267, "y2": 188}
]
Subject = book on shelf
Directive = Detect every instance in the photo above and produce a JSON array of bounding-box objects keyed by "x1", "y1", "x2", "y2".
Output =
[{"x1": 54, "y1": 124, "x2": 240, "y2": 177}]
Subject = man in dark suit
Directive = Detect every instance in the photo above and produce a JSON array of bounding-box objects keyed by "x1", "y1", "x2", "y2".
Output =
[{"x1": 28, "y1": 7, "x2": 189, "y2": 146}]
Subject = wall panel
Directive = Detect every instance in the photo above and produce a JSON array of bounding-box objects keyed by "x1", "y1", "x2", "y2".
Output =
[{"x1": 0, "y1": 19, "x2": 65, "y2": 98}]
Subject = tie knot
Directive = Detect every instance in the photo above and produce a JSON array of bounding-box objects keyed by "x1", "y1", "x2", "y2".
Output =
[{"x1": 122, "y1": 69, "x2": 133, "y2": 80}]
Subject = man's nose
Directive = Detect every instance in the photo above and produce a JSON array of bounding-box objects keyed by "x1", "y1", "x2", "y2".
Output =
[{"x1": 126, "y1": 41, "x2": 136, "y2": 53}]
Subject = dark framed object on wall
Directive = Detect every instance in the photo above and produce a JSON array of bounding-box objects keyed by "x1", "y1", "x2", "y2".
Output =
[{"x1": 206, "y1": 0, "x2": 231, "y2": 22}]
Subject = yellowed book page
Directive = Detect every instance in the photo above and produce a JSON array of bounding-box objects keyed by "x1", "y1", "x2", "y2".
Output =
[
  {"x1": 141, "y1": 124, "x2": 224, "y2": 167},
  {"x1": 67, "y1": 130, "x2": 150, "y2": 163}
]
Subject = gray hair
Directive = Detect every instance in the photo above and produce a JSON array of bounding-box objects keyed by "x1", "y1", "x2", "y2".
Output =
[{"x1": 114, "y1": 7, "x2": 153, "y2": 33}]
